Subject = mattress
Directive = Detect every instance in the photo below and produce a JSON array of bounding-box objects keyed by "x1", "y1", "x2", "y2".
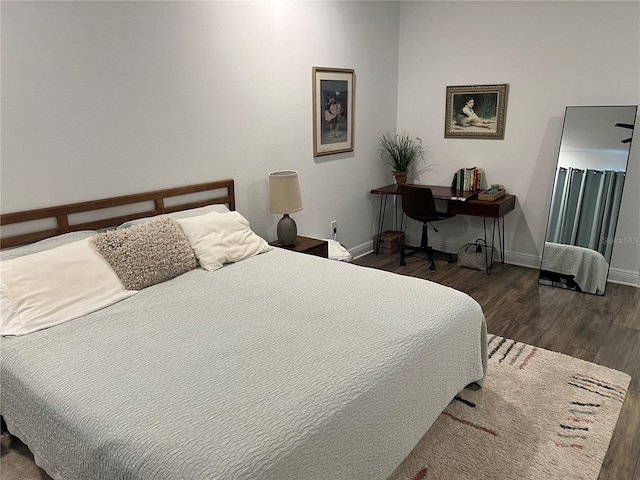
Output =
[{"x1": 1, "y1": 247, "x2": 487, "y2": 479}]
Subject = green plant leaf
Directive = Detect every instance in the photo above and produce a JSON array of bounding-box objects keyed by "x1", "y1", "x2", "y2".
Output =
[{"x1": 379, "y1": 133, "x2": 425, "y2": 172}]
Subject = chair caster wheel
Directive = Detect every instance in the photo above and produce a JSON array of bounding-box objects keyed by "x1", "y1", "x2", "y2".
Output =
[
  {"x1": 400, "y1": 260, "x2": 406, "y2": 266},
  {"x1": 447, "y1": 257, "x2": 454, "y2": 263},
  {"x1": 430, "y1": 264, "x2": 436, "y2": 270}
]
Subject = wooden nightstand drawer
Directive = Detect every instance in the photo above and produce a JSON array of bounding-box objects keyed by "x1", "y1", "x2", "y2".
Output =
[{"x1": 270, "y1": 236, "x2": 328, "y2": 258}]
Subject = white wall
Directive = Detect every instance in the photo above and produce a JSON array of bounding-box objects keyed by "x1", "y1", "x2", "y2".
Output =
[
  {"x1": 396, "y1": 1, "x2": 640, "y2": 285},
  {"x1": 0, "y1": 1, "x2": 400, "y2": 253},
  {"x1": 2, "y1": 1, "x2": 639, "y2": 284}
]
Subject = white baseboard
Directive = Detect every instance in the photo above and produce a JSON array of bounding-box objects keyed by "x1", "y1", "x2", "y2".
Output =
[
  {"x1": 607, "y1": 268, "x2": 640, "y2": 287},
  {"x1": 349, "y1": 236, "x2": 640, "y2": 288},
  {"x1": 350, "y1": 240, "x2": 374, "y2": 260}
]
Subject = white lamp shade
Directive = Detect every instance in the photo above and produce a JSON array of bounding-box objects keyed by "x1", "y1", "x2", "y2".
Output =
[{"x1": 269, "y1": 171, "x2": 303, "y2": 214}]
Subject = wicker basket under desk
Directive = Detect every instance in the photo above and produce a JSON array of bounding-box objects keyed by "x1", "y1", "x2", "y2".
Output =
[{"x1": 373, "y1": 230, "x2": 405, "y2": 254}]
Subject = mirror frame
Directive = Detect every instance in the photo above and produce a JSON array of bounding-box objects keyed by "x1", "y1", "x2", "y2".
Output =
[{"x1": 539, "y1": 105, "x2": 637, "y2": 296}]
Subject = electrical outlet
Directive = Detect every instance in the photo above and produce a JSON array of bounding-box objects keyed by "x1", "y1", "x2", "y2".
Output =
[{"x1": 330, "y1": 220, "x2": 337, "y2": 237}]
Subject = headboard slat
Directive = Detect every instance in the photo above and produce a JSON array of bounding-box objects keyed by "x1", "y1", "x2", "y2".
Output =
[{"x1": 1, "y1": 179, "x2": 235, "y2": 249}]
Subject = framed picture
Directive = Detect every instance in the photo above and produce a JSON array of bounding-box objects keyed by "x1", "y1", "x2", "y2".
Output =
[
  {"x1": 312, "y1": 67, "x2": 354, "y2": 156},
  {"x1": 444, "y1": 84, "x2": 509, "y2": 139}
]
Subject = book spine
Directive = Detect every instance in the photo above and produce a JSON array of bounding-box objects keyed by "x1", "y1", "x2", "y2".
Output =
[{"x1": 465, "y1": 167, "x2": 476, "y2": 191}]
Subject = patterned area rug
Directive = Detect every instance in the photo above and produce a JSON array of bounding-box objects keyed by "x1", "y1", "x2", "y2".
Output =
[{"x1": 389, "y1": 335, "x2": 630, "y2": 480}]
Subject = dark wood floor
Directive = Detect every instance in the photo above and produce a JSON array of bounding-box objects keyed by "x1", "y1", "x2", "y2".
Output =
[{"x1": 354, "y1": 251, "x2": 640, "y2": 480}]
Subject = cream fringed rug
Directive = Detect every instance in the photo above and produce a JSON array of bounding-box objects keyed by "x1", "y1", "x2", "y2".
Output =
[{"x1": 389, "y1": 335, "x2": 631, "y2": 480}]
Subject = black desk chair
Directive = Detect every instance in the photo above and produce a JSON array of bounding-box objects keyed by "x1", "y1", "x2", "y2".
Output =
[{"x1": 400, "y1": 184, "x2": 455, "y2": 270}]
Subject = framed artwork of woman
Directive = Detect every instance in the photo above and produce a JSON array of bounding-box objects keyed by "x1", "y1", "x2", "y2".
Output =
[{"x1": 445, "y1": 84, "x2": 509, "y2": 139}]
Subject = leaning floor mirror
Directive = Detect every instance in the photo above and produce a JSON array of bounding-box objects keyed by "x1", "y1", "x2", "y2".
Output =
[{"x1": 539, "y1": 105, "x2": 637, "y2": 296}]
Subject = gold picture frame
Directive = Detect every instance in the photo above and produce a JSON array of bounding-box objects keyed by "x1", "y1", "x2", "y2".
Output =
[
  {"x1": 445, "y1": 84, "x2": 509, "y2": 139},
  {"x1": 312, "y1": 67, "x2": 355, "y2": 156}
]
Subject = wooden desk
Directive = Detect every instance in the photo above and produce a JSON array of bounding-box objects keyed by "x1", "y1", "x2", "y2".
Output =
[
  {"x1": 371, "y1": 184, "x2": 478, "y2": 202},
  {"x1": 370, "y1": 184, "x2": 516, "y2": 270},
  {"x1": 447, "y1": 194, "x2": 516, "y2": 218}
]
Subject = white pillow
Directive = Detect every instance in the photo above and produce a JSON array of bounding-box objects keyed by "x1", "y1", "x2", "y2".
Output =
[
  {"x1": 1, "y1": 238, "x2": 137, "y2": 336},
  {"x1": 117, "y1": 204, "x2": 231, "y2": 229},
  {"x1": 0, "y1": 231, "x2": 98, "y2": 261},
  {"x1": 178, "y1": 211, "x2": 271, "y2": 271}
]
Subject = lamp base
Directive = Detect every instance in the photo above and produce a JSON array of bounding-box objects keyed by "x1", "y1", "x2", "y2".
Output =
[{"x1": 277, "y1": 214, "x2": 297, "y2": 246}]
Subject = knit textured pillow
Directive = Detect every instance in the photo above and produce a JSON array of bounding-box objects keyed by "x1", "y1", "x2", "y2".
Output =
[{"x1": 91, "y1": 217, "x2": 197, "y2": 290}]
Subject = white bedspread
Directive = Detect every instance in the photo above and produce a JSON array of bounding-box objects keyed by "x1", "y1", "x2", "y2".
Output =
[
  {"x1": 1, "y1": 248, "x2": 487, "y2": 479},
  {"x1": 541, "y1": 242, "x2": 609, "y2": 294}
]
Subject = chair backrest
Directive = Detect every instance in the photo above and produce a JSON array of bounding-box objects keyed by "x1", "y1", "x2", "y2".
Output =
[{"x1": 400, "y1": 184, "x2": 440, "y2": 222}]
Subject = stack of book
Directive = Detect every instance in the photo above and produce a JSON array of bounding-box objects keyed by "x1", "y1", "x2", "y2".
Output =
[{"x1": 451, "y1": 167, "x2": 482, "y2": 192}]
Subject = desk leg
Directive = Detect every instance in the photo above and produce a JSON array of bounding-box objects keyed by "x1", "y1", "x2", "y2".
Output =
[
  {"x1": 375, "y1": 194, "x2": 388, "y2": 254},
  {"x1": 485, "y1": 216, "x2": 505, "y2": 263},
  {"x1": 482, "y1": 217, "x2": 488, "y2": 247},
  {"x1": 497, "y1": 217, "x2": 505, "y2": 263},
  {"x1": 483, "y1": 217, "x2": 494, "y2": 275},
  {"x1": 482, "y1": 216, "x2": 506, "y2": 275}
]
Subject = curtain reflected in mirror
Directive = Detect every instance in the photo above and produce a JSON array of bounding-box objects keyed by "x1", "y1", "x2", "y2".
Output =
[{"x1": 539, "y1": 105, "x2": 637, "y2": 296}]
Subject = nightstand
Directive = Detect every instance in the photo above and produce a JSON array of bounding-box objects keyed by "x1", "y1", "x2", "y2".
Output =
[{"x1": 269, "y1": 235, "x2": 328, "y2": 258}]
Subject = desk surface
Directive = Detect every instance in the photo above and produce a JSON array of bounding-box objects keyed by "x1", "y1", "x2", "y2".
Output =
[
  {"x1": 371, "y1": 184, "x2": 516, "y2": 218},
  {"x1": 370, "y1": 184, "x2": 479, "y2": 201}
]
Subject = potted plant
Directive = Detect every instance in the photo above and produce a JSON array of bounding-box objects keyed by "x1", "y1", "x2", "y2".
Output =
[{"x1": 379, "y1": 132, "x2": 425, "y2": 186}]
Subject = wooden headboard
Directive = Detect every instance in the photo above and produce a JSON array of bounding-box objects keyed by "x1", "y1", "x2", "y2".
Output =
[{"x1": 0, "y1": 179, "x2": 235, "y2": 249}]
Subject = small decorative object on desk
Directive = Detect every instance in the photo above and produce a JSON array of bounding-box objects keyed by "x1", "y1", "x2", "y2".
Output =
[
  {"x1": 457, "y1": 238, "x2": 494, "y2": 273},
  {"x1": 373, "y1": 230, "x2": 405, "y2": 255},
  {"x1": 478, "y1": 184, "x2": 506, "y2": 201}
]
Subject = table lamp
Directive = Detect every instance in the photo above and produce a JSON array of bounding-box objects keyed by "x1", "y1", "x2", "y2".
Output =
[{"x1": 269, "y1": 170, "x2": 303, "y2": 246}]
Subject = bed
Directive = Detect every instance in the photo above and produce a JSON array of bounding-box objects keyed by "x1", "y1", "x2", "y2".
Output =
[{"x1": 1, "y1": 179, "x2": 488, "y2": 479}]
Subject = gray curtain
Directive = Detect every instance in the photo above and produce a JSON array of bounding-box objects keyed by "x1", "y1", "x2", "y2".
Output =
[{"x1": 546, "y1": 167, "x2": 625, "y2": 260}]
